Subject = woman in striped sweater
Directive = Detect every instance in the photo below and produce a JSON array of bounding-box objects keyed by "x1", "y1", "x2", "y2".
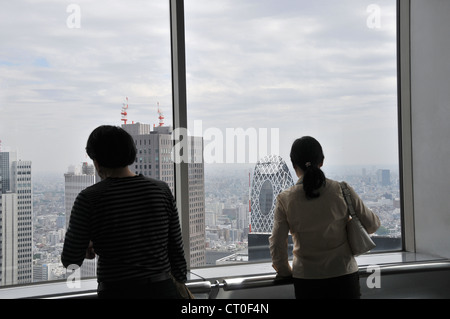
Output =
[{"x1": 61, "y1": 125, "x2": 187, "y2": 299}]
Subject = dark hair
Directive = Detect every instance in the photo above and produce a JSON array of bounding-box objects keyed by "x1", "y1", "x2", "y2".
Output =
[
  {"x1": 85, "y1": 125, "x2": 136, "y2": 168},
  {"x1": 290, "y1": 136, "x2": 326, "y2": 199}
]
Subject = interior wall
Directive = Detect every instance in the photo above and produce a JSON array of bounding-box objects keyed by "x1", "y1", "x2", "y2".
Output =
[{"x1": 410, "y1": 0, "x2": 450, "y2": 258}]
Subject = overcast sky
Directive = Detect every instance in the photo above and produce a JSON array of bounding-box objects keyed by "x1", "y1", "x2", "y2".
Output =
[{"x1": 0, "y1": 0, "x2": 398, "y2": 175}]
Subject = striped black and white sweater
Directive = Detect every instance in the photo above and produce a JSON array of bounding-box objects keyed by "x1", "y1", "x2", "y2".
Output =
[{"x1": 61, "y1": 174, "x2": 187, "y2": 283}]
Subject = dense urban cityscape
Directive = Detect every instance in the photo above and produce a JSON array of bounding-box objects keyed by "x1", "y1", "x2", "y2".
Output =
[
  {"x1": 28, "y1": 160, "x2": 401, "y2": 283},
  {"x1": 1, "y1": 116, "x2": 401, "y2": 284}
]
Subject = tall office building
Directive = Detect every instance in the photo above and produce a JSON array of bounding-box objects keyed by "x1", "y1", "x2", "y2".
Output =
[
  {"x1": 0, "y1": 151, "x2": 17, "y2": 194},
  {"x1": 187, "y1": 135, "x2": 205, "y2": 267},
  {"x1": 377, "y1": 169, "x2": 391, "y2": 186},
  {"x1": 250, "y1": 155, "x2": 294, "y2": 233},
  {"x1": 0, "y1": 152, "x2": 33, "y2": 286},
  {"x1": 124, "y1": 124, "x2": 175, "y2": 191},
  {"x1": 248, "y1": 155, "x2": 294, "y2": 261},
  {"x1": 122, "y1": 123, "x2": 206, "y2": 267},
  {"x1": 64, "y1": 162, "x2": 99, "y2": 229},
  {"x1": 63, "y1": 162, "x2": 99, "y2": 278}
]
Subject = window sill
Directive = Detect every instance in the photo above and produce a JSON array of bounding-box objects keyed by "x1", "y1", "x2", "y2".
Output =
[
  {"x1": 189, "y1": 251, "x2": 447, "y2": 282},
  {"x1": 0, "y1": 251, "x2": 447, "y2": 299}
]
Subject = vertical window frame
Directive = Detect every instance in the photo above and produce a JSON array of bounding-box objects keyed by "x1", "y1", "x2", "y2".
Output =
[
  {"x1": 397, "y1": 0, "x2": 414, "y2": 253},
  {"x1": 170, "y1": 0, "x2": 191, "y2": 268}
]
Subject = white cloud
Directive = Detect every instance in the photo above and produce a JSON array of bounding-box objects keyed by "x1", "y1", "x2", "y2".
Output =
[{"x1": 0, "y1": 0, "x2": 399, "y2": 173}]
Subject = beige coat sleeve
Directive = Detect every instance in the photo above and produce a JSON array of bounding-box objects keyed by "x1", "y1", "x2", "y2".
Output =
[{"x1": 269, "y1": 193, "x2": 292, "y2": 277}]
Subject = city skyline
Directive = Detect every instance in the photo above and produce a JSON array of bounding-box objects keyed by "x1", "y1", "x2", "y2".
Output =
[{"x1": 28, "y1": 158, "x2": 401, "y2": 275}]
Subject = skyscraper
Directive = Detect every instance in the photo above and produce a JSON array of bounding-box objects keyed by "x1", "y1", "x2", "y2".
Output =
[
  {"x1": 0, "y1": 151, "x2": 16, "y2": 194},
  {"x1": 186, "y1": 135, "x2": 206, "y2": 267},
  {"x1": 64, "y1": 162, "x2": 99, "y2": 229},
  {"x1": 63, "y1": 162, "x2": 99, "y2": 278},
  {"x1": 123, "y1": 124, "x2": 175, "y2": 192},
  {"x1": 250, "y1": 155, "x2": 294, "y2": 233},
  {"x1": 122, "y1": 123, "x2": 206, "y2": 267},
  {"x1": 377, "y1": 169, "x2": 391, "y2": 186},
  {"x1": 248, "y1": 155, "x2": 294, "y2": 261},
  {"x1": 0, "y1": 152, "x2": 33, "y2": 286}
]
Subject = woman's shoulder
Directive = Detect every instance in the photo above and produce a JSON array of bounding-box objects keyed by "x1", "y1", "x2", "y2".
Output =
[
  {"x1": 325, "y1": 178, "x2": 355, "y2": 189},
  {"x1": 277, "y1": 181, "x2": 304, "y2": 202},
  {"x1": 277, "y1": 178, "x2": 344, "y2": 199},
  {"x1": 326, "y1": 179, "x2": 356, "y2": 193},
  {"x1": 324, "y1": 179, "x2": 360, "y2": 201},
  {"x1": 321, "y1": 178, "x2": 346, "y2": 197}
]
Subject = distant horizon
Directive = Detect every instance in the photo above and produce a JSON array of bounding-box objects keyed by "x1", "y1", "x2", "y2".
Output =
[{"x1": 31, "y1": 161, "x2": 400, "y2": 180}]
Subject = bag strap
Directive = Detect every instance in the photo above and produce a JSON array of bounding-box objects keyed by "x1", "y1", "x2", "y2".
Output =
[{"x1": 340, "y1": 182, "x2": 357, "y2": 218}]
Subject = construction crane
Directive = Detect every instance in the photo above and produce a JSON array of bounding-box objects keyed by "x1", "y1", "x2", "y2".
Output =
[
  {"x1": 157, "y1": 102, "x2": 164, "y2": 126},
  {"x1": 121, "y1": 97, "x2": 129, "y2": 124}
]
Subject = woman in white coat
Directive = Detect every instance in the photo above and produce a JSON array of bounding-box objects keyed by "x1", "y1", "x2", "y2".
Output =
[{"x1": 269, "y1": 136, "x2": 380, "y2": 299}]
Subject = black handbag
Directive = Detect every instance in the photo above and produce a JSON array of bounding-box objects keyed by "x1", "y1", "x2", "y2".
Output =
[{"x1": 340, "y1": 182, "x2": 376, "y2": 256}]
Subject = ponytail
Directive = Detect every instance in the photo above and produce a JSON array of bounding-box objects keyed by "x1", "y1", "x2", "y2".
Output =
[
  {"x1": 290, "y1": 136, "x2": 326, "y2": 200},
  {"x1": 302, "y1": 165, "x2": 326, "y2": 199}
]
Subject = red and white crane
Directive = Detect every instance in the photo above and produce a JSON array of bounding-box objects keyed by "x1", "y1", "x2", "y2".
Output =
[
  {"x1": 157, "y1": 102, "x2": 164, "y2": 126},
  {"x1": 121, "y1": 97, "x2": 129, "y2": 124}
]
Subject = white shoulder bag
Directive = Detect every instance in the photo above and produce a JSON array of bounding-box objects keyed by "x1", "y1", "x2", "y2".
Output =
[{"x1": 340, "y1": 182, "x2": 376, "y2": 256}]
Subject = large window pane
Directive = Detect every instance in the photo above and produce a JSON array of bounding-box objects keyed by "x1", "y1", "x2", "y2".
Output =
[
  {"x1": 185, "y1": 0, "x2": 400, "y2": 267},
  {"x1": 0, "y1": 1, "x2": 172, "y2": 285}
]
